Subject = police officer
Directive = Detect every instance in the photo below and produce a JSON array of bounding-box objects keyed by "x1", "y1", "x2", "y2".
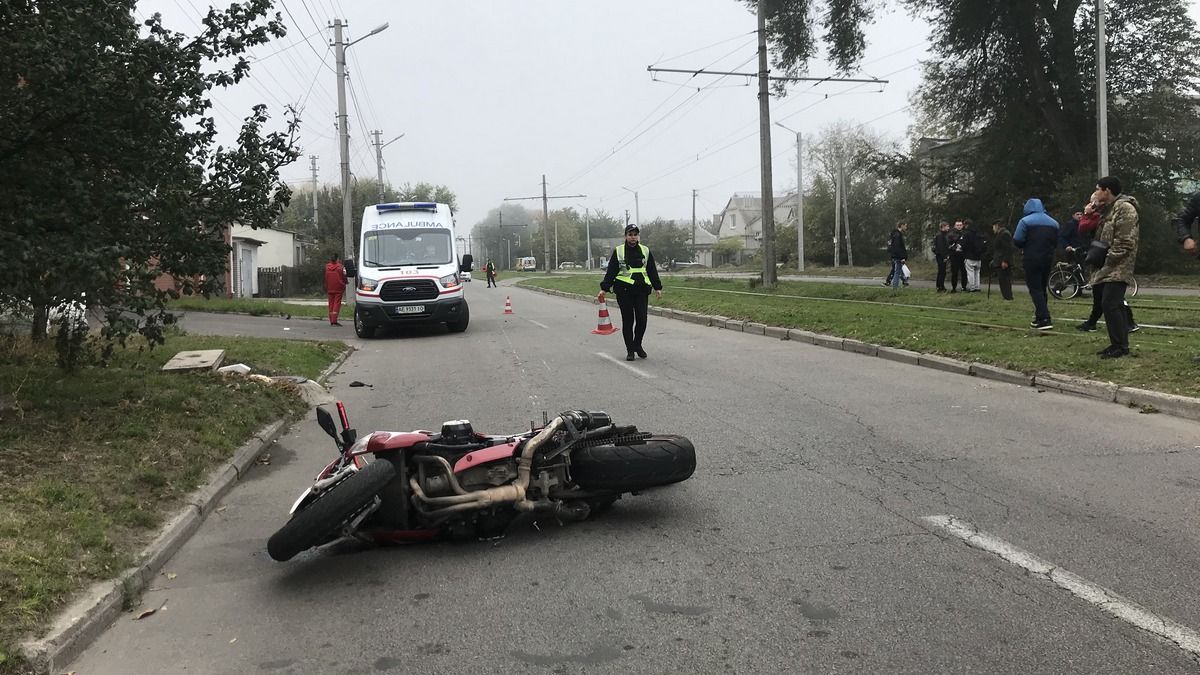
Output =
[{"x1": 597, "y1": 224, "x2": 663, "y2": 361}]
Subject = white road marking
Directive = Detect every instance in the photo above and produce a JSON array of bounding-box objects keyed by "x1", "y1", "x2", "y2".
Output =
[
  {"x1": 526, "y1": 319, "x2": 549, "y2": 329},
  {"x1": 595, "y1": 352, "x2": 655, "y2": 378},
  {"x1": 923, "y1": 515, "x2": 1200, "y2": 658}
]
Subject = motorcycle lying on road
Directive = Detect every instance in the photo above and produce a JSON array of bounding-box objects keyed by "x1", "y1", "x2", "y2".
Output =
[{"x1": 267, "y1": 403, "x2": 697, "y2": 561}]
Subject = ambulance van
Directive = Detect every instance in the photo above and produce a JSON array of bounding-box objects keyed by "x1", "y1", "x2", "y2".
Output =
[{"x1": 350, "y1": 202, "x2": 472, "y2": 338}]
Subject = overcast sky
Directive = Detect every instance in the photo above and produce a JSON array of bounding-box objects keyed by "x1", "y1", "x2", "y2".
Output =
[{"x1": 137, "y1": 1, "x2": 1200, "y2": 234}]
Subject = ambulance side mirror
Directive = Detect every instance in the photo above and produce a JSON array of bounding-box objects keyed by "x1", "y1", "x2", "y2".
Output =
[
  {"x1": 343, "y1": 258, "x2": 357, "y2": 278},
  {"x1": 460, "y1": 254, "x2": 473, "y2": 273}
]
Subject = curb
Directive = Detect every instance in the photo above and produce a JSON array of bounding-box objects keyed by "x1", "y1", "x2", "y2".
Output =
[
  {"x1": 19, "y1": 346, "x2": 355, "y2": 674},
  {"x1": 526, "y1": 285, "x2": 1200, "y2": 425}
]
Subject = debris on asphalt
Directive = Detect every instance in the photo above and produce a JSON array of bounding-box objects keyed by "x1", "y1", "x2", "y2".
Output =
[{"x1": 349, "y1": 380, "x2": 372, "y2": 388}]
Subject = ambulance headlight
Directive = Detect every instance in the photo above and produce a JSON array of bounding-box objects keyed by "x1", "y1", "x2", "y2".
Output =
[
  {"x1": 439, "y1": 273, "x2": 460, "y2": 289},
  {"x1": 358, "y1": 276, "x2": 379, "y2": 292}
]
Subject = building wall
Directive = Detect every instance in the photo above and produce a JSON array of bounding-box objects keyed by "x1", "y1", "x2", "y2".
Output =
[{"x1": 230, "y1": 226, "x2": 296, "y2": 268}]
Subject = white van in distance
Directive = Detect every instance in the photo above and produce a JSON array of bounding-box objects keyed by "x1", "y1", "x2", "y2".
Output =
[{"x1": 349, "y1": 202, "x2": 472, "y2": 338}]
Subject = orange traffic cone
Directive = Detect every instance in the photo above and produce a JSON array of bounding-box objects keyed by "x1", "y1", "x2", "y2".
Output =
[
  {"x1": 591, "y1": 300, "x2": 619, "y2": 335},
  {"x1": 503, "y1": 296, "x2": 514, "y2": 315}
]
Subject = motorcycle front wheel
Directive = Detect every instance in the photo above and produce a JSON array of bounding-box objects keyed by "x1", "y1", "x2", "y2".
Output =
[
  {"x1": 267, "y1": 458, "x2": 397, "y2": 562},
  {"x1": 570, "y1": 435, "x2": 696, "y2": 492}
]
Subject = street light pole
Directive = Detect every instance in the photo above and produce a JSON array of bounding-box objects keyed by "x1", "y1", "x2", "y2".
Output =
[
  {"x1": 333, "y1": 19, "x2": 389, "y2": 262},
  {"x1": 621, "y1": 186, "x2": 640, "y2": 225},
  {"x1": 372, "y1": 131, "x2": 404, "y2": 204},
  {"x1": 775, "y1": 122, "x2": 804, "y2": 272}
]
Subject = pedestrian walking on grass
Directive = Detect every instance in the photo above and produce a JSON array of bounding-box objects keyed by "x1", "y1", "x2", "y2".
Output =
[
  {"x1": 1089, "y1": 176, "x2": 1140, "y2": 359},
  {"x1": 990, "y1": 220, "x2": 1015, "y2": 301},
  {"x1": 947, "y1": 220, "x2": 968, "y2": 292},
  {"x1": 598, "y1": 224, "x2": 663, "y2": 361},
  {"x1": 324, "y1": 254, "x2": 348, "y2": 326},
  {"x1": 933, "y1": 221, "x2": 951, "y2": 292},
  {"x1": 962, "y1": 219, "x2": 985, "y2": 292},
  {"x1": 1013, "y1": 198, "x2": 1059, "y2": 330},
  {"x1": 887, "y1": 221, "x2": 908, "y2": 290}
]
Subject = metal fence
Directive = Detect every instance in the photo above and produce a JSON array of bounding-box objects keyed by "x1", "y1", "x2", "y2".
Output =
[{"x1": 257, "y1": 264, "x2": 325, "y2": 298}]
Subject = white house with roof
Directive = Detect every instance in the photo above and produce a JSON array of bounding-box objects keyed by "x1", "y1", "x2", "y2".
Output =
[{"x1": 713, "y1": 192, "x2": 799, "y2": 265}]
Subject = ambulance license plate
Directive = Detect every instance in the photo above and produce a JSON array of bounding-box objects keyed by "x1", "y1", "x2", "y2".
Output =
[{"x1": 393, "y1": 305, "x2": 424, "y2": 314}]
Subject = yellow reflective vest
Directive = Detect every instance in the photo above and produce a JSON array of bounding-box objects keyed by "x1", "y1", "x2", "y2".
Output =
[{"x1": 615, "y1": 243, "x2": 650, "y2": 286}]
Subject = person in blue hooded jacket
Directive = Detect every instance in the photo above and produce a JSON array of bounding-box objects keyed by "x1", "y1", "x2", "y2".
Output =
[{"x1": 1013, "y1": 198, "x2": 1060, "y2": 330}]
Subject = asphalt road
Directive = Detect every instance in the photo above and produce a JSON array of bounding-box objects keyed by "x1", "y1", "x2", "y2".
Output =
[{"x1": 72, "y1": 283, "x2": 1200, "y2": 674}]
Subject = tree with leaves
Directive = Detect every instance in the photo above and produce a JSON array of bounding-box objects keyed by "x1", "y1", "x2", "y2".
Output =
[
  {"x1": 1, "y1": 0, "x2": 299, "y2": 366},
  {"x1": 753, "y1": 0, "x2": 1200, "y2": 272}
]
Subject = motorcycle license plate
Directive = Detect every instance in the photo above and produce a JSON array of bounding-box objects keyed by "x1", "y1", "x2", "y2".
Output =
[{"x1": 393, "y1": 305, "x2": 424, "y2": 314}]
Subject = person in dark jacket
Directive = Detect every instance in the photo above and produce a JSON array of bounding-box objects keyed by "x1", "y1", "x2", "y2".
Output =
[
  {"x1": 1089, "y1": 176, "x2": 1140, "y2": 358},
  {"x1": 932, "y1": 221, "x2": 951, "y2": 292},
  {"x1": 947, "y1": 220, "x2": 968, "y2": 292},
  {"x1": 1172, "y1": 191, "x2": 1200, "y2": 257},
  {"x1": 962, "y1": 219, "x2": 985, "y2": 292},
  {"x1": 1059, "y1": 209, "x2": 1082, "y2": 256},
  {"x1": 887, "y1": 221, "x2": 908, "y2": 290},
  {"x1": 1013, "y1": 198, "x2": 1059, "y2": 330},
  {"x1": 989, "y1": 220, "x2": 1015, "y2": 301},
  {"x1": 598, "y1": 224, "x2": 663, "y2": 361}
]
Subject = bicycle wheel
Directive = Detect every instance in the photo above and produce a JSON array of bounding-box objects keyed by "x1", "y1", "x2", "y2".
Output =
[
  {"x1": 1128, "y1": 277, "x2": 1139, "y2": 297},
  {"x1": 1048, "y1": 268, "x2": 1079, "y2": 300}
]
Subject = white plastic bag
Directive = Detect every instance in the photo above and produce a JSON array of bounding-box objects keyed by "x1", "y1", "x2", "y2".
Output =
[{"x1": 901, "y1": 263, "x2": 911, "y2": 280}]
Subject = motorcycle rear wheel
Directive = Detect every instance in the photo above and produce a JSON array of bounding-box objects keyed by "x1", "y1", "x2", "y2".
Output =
[
  {"x1": 267, "y1": 458, "x2": 397, "y2": 561},
  {"x1": 570, "y1": 435, "x2": 696, "y2": 492}
]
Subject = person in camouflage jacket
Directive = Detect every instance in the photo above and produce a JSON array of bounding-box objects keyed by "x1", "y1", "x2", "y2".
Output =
[{"x1": 1090, "y1": 176, "x2": 1139, "y2": 358}]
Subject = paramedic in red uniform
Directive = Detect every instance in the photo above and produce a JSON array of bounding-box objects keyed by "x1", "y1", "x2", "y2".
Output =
[{"x1": 324, "y1": 254, "x2": 348, "y2": 326}]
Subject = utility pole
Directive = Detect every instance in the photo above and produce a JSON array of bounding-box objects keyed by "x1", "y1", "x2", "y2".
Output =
[
  {"x1": 624, "y1": 209, "x2": 630, "y2": 226},
  {"x1": 840, "y1": 158, "x2": 854, "y2": 266},
  {"x1": 371, "y1": 130, "x2": 405, "y2": 204},
  {"x1": 309, "y1": 155, "x2": 319, "y2": 236},
  {"x1": 1096, "y1": 0, "x2": 1109, "y2": 177},
  {"x1": 585, "y1": 208, "x2": 592, "y2": 269},
  {"x1": 333, "y1": 19, "x2": 352, "y2": 261},
  {"x1": 691, "y1": 189, "x2": 697, "y2": 260},
  {"x1": 503, "y1": 175, "x2": 584, "y2": 274},
  {"x1": 332, "y1": 19, "x2": 388, "y2": 261},
  {"x1": 756, "y1": 0, "x2": 777, "y2": 287},
  {"x1": 832, "y1": 151, "x2": 841, "y2": 267}
]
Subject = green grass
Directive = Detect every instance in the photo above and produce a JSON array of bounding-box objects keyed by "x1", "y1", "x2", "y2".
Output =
[
  {"x1": 168, "y1": 295, "x2": 352, "y2": 320},
  {"x1": 520, "y1": 275, "x2": 1200, "y2": 398},
  {"x1": 0, "y1": 332, "x2": 342, "y2": 671}
]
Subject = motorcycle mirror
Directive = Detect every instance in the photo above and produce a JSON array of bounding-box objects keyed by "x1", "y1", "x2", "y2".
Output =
[{"x1": 315, "y1": 407, "x2": 339, "y2": 441}]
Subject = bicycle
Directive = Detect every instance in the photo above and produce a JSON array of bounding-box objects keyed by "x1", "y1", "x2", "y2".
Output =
[{"x1": 1048, "y1": 260, "x2": 1138, "y2": 300}]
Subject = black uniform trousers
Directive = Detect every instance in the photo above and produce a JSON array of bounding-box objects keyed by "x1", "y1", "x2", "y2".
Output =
[
  {"x1": 935, "y1": 256, "x2": 948, "y2": 291},
  {"x1": 614, "y1": 287, "x2": 649, "y2": 353}
]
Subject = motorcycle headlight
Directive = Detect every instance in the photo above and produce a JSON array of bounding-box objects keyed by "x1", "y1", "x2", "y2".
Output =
[
  {"x1": 440, "y1": 273, "x2": 460, "y2": 289},
  {"x1": 358, "y1": 276, "x2": 379, "y2": 292}
]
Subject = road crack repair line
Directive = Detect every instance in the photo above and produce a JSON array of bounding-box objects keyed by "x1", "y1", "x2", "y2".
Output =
[{"x1": 923, "y1": 514, "x2": 1200, "y2": 662}]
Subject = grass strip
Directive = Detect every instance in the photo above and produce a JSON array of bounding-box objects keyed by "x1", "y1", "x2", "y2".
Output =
[
  {"x1": 168, "y1": 296, "x2": 353, "y2": 320},
  {"x1": 0, "y1": 332, "x2": 342, "y2": 671},
  {"x1": 520, "y1": 274, "x2": 1200, "y2": 398}
]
